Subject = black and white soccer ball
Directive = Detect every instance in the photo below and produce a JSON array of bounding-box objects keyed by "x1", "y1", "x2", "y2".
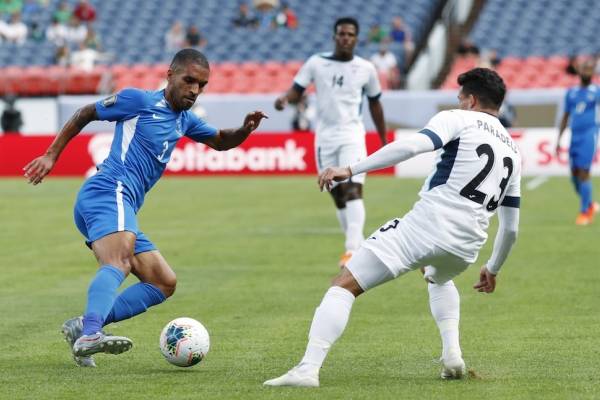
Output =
[{"x1": 159, "y1": 317, "x2": 210, "y2": 367}]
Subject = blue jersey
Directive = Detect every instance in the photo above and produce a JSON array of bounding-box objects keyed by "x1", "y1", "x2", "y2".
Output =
[
  {"x1": 564, "y1": 84, "x2": 600, "y2": 134},
  {"x1": 94, "y1": 88, "x2": 217, "y2": 210}
]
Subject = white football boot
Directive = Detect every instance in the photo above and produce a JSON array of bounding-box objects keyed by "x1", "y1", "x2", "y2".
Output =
[
  {"x1": 263, "y1": 364, "x2": 320, "y2": 387},
  {"x1": 440, "y1": 350, "x2": 466, "y2": 379}
]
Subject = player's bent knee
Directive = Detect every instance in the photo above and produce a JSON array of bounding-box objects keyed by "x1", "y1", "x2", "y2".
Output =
[{"x1": 331, "y1": 268, "x2": 364, "y2": 297}]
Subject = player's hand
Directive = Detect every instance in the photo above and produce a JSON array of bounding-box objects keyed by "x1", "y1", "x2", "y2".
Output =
[
  {"x1": 274, "y1": 95, "x2": 288, "y2": 111},
  {"x1": 243, "y1": 111, "x2": 268, "y2": 132},
  {"x1": 23, "y1": 154, "x2": 56, "y2": 185},
  {"x1": 318, "y1": 166, "x2": 352, "y2": 192},
  {"x1": 473, "y1": 265, "x2": 497, "y2": 293}
]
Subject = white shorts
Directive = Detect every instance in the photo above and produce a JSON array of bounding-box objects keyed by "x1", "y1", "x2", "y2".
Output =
[
  {"x1": 315, "y1": 142, "x2": 367, "y2": 187},
  {"x1": 347, "y1": 216, "x2": 470, "y2": 290}
]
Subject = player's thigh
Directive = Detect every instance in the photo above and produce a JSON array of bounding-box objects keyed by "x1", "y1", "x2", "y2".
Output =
[
  {"x1": 345, "y1": 247, "x2": 394, "y2": 293},
  {"x1": 91, "y1": 231, "x2": 137, "y2": 273},
  {"x1": 422, "y1": 250, "x2": 470, "y2": 285},
  {"x1": 361, "y1": 216, "x2": 467, "y2": 284},
  {"x1": 131, "y1": 249, "x2": 177, "y2": 297},
  {"x1": 75, "y1": 176, "x2": 140, "y2": 247}
]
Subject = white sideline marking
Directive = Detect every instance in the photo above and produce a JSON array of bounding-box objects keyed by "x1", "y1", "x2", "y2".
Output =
[{"x1": 526, "y1": 176, "x2": 548, "y2": 191}]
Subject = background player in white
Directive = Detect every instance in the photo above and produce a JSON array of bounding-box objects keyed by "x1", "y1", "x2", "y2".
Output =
[
  {"x1": 265, "y1": 68, "x2": 521, "y2": 387},
  {"x1": 274, "y1": 17, "x2": 387, "y2": 268}
]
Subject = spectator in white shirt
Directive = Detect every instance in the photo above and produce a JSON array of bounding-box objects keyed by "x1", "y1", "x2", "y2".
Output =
[
  {"x1": 65, "y1": 15, "x2": 87, "y2": 46},
  {"x1": 370, "y1": 43, "x2": 400, "y2": 89},
  {"x1": 3, "y1": 13, "x2": 28, "y2": 45},
  {"x1": 46, "y1": 16, "x2": 68, "y2": 46}
]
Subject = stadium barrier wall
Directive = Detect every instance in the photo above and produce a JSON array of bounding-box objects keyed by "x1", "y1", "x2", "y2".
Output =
[
  {"x1": 0, "y1": 90, "x2": 565, "y2": 134},
  {"x1": 0, "y1": 132, "x2": 393, "y2": 177},
  {"x1": 394, "y1": 128, "x2": 596, "y2": 177}
]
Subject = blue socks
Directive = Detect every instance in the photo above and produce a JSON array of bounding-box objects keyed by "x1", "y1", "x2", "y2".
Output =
[
  {"x1": 104, "y1": 282, "x2": 166, "y2": 325},
  {"x1": 82, "y1": 265, "x2": 125, "y2": 335},
  {"x1": 579, "y1": 180, "x2": 592, "y2": 213}
]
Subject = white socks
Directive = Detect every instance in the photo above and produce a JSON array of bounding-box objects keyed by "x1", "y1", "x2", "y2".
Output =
[
  {"x1": 428, "y1": 280, "x2": 461, "y2": 359},
  {"x1": 336, "y1": 208, "x2": 347, "y2": 233},
  {"x1": 299, "y1": 286, "x2": 356, "y2": 372},
  {"x1": 344, "y1": 199, "x2": 365, "y2": 252}
]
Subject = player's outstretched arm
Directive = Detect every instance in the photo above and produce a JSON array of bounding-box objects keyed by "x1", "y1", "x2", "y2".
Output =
[
  {"x1": 23, "y1": 103, "x2": 98, "y2": 185},
  {"x1": 473, "y1": 206, "x2": 520, "y2": 293},
  {"x1": 202, "y1": 111, "x2": 268, "y2": 151},
  {"x1": 318, "y1": 133, "x2": 434, "y2": 191}
]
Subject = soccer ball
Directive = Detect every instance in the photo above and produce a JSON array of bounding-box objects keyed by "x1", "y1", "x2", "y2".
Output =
[{"x1": 159, "y1": 317, "x2": 210, "y2": 367}]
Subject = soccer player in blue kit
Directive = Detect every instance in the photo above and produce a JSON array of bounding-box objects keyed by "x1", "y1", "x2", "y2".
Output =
[
  {"x1": 557, "y1": 58, "x2": 600, "y2": 225},
  {"x1": 23, "y1": 49, "x2": 268, "y2": 367}
]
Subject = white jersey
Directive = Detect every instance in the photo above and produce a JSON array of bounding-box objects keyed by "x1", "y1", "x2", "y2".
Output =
[
  {"x1": 293, "y1": 52, "x2": 382, "y2": 146},
  {"x1": 405, "y1": 109, "x2": 522, "y2": 262}
]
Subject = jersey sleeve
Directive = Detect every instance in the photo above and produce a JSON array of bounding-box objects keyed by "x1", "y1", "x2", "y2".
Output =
[
  {"x1": 95, "y1": 88, "x2": 147, "y2": 121},
  {"x1": 293, "y1": 56, "x2": 315, "y2": 91},
  {"x1": 418, "y1": 110, "x2": 463, "y2": 150},
  {"x1": 365, "y1": 63, "x2": 382, "y2": 100},
  {"x1": 184, "y1": 112, "x2": 218, "y2": 142}
]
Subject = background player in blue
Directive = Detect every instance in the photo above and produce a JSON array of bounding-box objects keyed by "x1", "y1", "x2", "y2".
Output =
[
  {"x1": 23, "y1": 49, "x2": 268, "y2": 367},
  {"x1": 557, "y1": 58, "x2": 600, "y2": 225}
]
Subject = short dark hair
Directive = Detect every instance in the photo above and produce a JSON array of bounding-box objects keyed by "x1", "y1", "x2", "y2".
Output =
[
  {"x1": 334, "y1": 17, "x2": 359, "y2": 35},
  {"x1": 170, "y1": 48, "x2": 210, "y2": 72},
  {"x1": 457, "y1": 68, "x2": 506, "y2": 109}
]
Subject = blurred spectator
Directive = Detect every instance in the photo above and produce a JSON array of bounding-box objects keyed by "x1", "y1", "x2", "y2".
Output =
[
  {"x1": 1, "y1": 95, "x2": 23, "y2": 134},
  {"x1": 53, "y1": 0, "x2": 72, "y2": 24},
  {"x1": 479, "y1": 48, "x2": 500, "y2": 68},
  {"x1": 3, "y1": 13, "x2": 28, "y2": 45},
  {"x1": 0, "y1": 0, "x2": 23, "y2": 17},
  {"x1": 185, "y1": 26, "x2": 206, "y2": 49},
  {"x1": 65, "y1": 15, "x2": 87, "y2": 46},
  {"x1": 46, "y1": 16, "x2": 67, "y2": 46},
  {"x1": 164, "y1": 21, "x2": 185, "y2": 51},
  {"x1": 73, "y1": 0, "x2": 95, "y2": 23},
  {"x1": 21, "y1": 0, "x2": 44, "y2": 20},
  {"x1": 55, "y1": 44, "x2": 70, "y2": 66},
  {"x1": 71, "y1": 41, "x2": 109, "y2": 71},
  {"x1": 370, "y1": 43, "x2": 400, "y2": 89},
  {"x1": 273, "y1": 3, "x2": 297, "y2": 29},
  {"x1": 253, "y1": 0, "x2": 278, "y2": 29},
  {"x1": 29, "y1": 20, "x2": 44, "y2": 42},
  {"x1": 83, "y1": 26, "x2": 101, "y2": 50},
  {"x1": 390, "y1": 16, "x2": 414, "y2": 64},
  {"x1": 232, "y1": 3, "x2": 258, "y2": 28},
  {"x1": 367, "y1": 23, "x2": 388, "y2": 44},
  {"x1": 457, "y1": 39, "x2": 479, "y2": 56}
]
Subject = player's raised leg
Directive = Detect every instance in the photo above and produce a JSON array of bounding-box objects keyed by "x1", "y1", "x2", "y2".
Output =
[
  {"x1": 264, "y1": 247, "x2": 392, "y2": 387},
  {"x1": 103, "y1": 248, "x2": 176, "y2": 326},
  {"x1": 73, "y1": 232, "x2": 135, "y2": 357}
]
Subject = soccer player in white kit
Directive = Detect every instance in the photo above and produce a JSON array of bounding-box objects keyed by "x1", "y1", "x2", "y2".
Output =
[
  {"x1": 274, "y1": 17, "x2": 388, "y2": 268},
  {"x1": 265, "y1": 68, "x2": 521, "y2": 387}
]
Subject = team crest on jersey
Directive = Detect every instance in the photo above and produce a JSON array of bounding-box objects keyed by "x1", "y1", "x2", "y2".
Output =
[{"x1": 102, "y1": 94, "x2": 117, "y2": 107}]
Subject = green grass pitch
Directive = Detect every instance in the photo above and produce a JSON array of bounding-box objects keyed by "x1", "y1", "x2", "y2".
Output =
[{"x1": 1, "y1": 176, "x2": 599, "y2": 400}]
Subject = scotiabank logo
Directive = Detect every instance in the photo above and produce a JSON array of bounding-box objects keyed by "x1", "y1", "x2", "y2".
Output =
[{"x1": 167, "y1": 140, "x2": 308, "y2": 172}]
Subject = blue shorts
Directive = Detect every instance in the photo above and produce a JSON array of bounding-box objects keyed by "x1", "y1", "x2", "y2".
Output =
[
  {"x1": 569, "y1": 128, "x2": 598, "y2": 170},
  {"x1": 73, "y1": 174, "x2": 156, "y2": 254}
]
